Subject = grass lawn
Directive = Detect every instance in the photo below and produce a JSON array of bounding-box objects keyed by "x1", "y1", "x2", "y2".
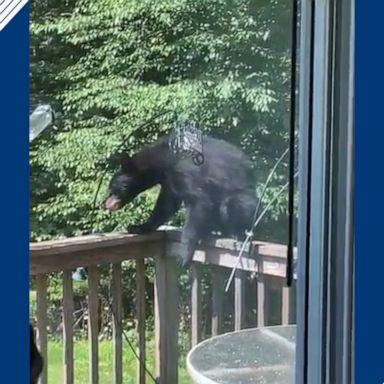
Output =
[{"x1": 47, "y1": 339, "x2": 192, "y2": 384}]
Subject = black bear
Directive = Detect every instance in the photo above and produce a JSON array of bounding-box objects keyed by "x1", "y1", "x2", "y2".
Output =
[
  {"x1": 30, "y1": 324, "x2": 43, "y2": 384},
  {"x1": 101, "y1": 134, "x2": 257, "y2": 266}
]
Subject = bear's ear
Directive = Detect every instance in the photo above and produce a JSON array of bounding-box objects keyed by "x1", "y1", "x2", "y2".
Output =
[{"x1": 120, "y1": 155, "x2": 138, "y2": 174}]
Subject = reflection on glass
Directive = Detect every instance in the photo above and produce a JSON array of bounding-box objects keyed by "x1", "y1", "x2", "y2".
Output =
[{"x1": 188, "y1": 326, "x2": 295, "y2": 384}]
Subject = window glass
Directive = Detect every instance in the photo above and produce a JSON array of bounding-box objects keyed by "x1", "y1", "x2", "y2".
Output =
[{"x1": 30, "y1": 0, "x2": 300, "y2": 382}]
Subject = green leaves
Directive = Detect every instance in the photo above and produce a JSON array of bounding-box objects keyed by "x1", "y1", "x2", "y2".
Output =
[{"x1": 30, "y1": 0, "x2": 294, "y2": 242}]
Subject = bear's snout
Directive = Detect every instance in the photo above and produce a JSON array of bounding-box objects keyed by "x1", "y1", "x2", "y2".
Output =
[{"x1": 101, "y1": 195, "x2": 123, "y2": 211}]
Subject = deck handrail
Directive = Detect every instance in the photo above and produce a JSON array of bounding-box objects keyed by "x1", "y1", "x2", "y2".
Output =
[{"x1": 30, "y1": 230, "x2": 297, "y2": 384}]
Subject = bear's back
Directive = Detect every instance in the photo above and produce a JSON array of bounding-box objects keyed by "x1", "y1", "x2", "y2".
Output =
[{"x1": 167, "y1": 135, "x2": 255, "y2": 199}]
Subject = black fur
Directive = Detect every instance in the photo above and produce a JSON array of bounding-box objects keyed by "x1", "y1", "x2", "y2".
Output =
[
  {"x1": 30, "y1": 324, "x2": 43, "y2": 384},
  {"x1": 102, "y1": 135, "x2": 257, "y2": 266}
]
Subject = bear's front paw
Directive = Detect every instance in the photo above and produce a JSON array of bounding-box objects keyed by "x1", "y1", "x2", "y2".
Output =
[{"x1": 126, "y1": 224, "x2": 153, "y2": 235}]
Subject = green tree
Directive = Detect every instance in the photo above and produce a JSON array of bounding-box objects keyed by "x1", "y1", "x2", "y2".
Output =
[{"x1": 30, "y1": 0, "x2": 293, "y2": 242}]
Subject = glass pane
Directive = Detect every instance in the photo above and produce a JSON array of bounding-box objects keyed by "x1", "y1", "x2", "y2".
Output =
[
  {"x1": 188, "y1": 326, "x2": 295, "y2": 384},
  {"x1": 30, "y1": 0, "x2": 300, "y2": 383}
]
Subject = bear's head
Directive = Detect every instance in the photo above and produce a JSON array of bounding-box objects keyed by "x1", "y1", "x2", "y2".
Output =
[{"x1": 101, "y1": 154, "x2": 159, "y2": 212}]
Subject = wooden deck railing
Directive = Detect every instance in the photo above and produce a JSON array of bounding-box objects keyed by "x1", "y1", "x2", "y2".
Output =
[{"x1": 30, "y1": 230, "x2": 297, "y2": 384}]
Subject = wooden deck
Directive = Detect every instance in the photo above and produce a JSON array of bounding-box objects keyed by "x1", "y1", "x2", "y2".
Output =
[{"x1": 30, "y1": 230, "x2": 297, "y2": 384}]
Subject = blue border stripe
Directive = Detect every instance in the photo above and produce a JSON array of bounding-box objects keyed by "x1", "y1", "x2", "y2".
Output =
[
  {"x1": 0, "y1": 4, "x2": 29, "y2": 382},
  {"x1": 355, "y1": 0, "x2": 384, "y2": 382}
]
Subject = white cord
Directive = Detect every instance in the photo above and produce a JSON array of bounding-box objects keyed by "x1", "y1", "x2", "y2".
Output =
[{"x1": 225, "y1": 170, "x2": 299, "y2": 292}]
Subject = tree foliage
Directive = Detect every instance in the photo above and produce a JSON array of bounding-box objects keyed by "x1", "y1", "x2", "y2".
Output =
[{"x1": 30, "y1": 0, "x2": 293, "y2": 242}]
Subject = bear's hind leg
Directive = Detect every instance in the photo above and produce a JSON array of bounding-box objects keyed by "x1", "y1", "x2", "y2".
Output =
[
  {"x1": 224, "y1": 193, "x2": 258, "y2": 240},
  {"x1": 179, "y1": 203, "x2": 213, "y2": 267}
]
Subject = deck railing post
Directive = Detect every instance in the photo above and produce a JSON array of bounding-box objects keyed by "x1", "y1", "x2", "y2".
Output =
[
  {"x1": 191, "y1": 264, "x2": 202, "y2": 347},
  {"x1": 111, "y1": 263, "x2": 123, "y2": 384},
  {"x1": 154, "y1": 242, "x2": 179, "y2": 384},
  {"x1": 211, "y1": 268, "x2": 224, "y2": 336},
  {"x1": 63, "y1": 270, "x2": 74, "y2": 384},
  {"x1": 36, "y1": 274, "x2": 48, "y2": 384},
  {"x1": 136, "y1": 259, "x2": 146, "y2": 384},
  {"x1": 87, "y1": 266, "x2": 99, "y2": 384},
  {"x1": 282, "y1": 279, "x2": 297, "y2": 325},
  {"x1": 257, "y1": 253, "x2": 266, "y2": 327},
  {"x1": 234, "y1": 269, "x2": 245, "y2": 331}
]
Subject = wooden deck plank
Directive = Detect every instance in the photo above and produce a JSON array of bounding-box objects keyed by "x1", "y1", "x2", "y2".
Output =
[
  {"x1": 191, "y1": 264, "x2": 202, "y2": 346},
  {"x1": 62, "y1": 270, "x2": 74, "y2": 384},
  {"x1": 136, "y1": 259, "x2": 146, "y2": 384},
  {"x1": 211, "y1": 270, "x2": 224, "y2": 336},
  {"x1": 88, "y1": 266, "x2": 99, "y2": 384},
  {"x1": 36, "y1": 275, "x2": 48, "y2": 384},
  {"x1": 154, "y1": 255, "x2": 179, "y2": 384},
  {"x1": 111, "y1": 263, "x2": 123, "y2": 384},
  {"x1": 234, "y1": 270, "x2": 245, "y2": 331}
]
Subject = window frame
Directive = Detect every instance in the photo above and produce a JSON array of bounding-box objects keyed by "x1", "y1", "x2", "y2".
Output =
[{"x1": 295, "y1": 0, "x2": 354, "y2": 383}]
